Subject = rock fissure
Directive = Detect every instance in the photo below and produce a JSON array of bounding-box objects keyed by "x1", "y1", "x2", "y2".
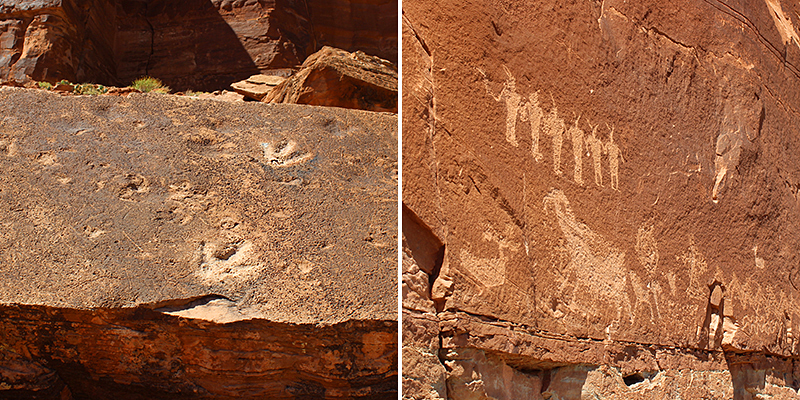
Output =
[
  {"x1": 143, "y1": 5, "x2": 154, "y2": 77},
  {"x1": 702, "y1": 0, "x2": 800, "y2": 78},
  {"x1": 646, "y1": 26, "x2": 696, "y2": 52}
]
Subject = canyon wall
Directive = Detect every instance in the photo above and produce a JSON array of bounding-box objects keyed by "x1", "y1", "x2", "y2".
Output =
[
  {"x1": 0, "y1": 87, "x2": 398, "y2": 398},
  {"x1": 402, "y1": 0, "x2": 800, "y2": 398},
  {"x1": 0, "y1": 0, "x2": 397, "y2": 91}
]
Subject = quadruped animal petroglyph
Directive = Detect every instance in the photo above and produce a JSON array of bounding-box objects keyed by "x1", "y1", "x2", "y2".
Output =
[
  {"x1": 480, "y1": 66, "x2": 624, "y2": 191},
  {"x1": 538, "y1": 189, "x2": 688, "y2": 333},
  {"x1": 542, "y1": 188, "x2": 628, "y2": 321}
]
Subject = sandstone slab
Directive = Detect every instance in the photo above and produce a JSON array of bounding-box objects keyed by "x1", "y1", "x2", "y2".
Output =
[
  {"x1": 230, "y1": 74, "x2": 286, "y2": 101},
  {"x1": 0, "y1": 86, "x2": 398, "y2": 398}
]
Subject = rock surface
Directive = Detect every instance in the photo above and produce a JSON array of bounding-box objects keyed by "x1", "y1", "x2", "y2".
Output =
[
  {"x1": 0, "y1": 87, "x2": 397, "y2": 398},
  {"x1": 264, "y1": 46, "x2": 398, "y2": 113},
  {"x1": 402, "y1": 0, "x2": 800, "y2": 397},
  {"x1": 0, "y1": 0, "x2": 397, "y2": 91}
]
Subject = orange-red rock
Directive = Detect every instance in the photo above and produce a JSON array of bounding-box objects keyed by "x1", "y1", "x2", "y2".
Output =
[
  {"x1": 264, "y1": 46, "x2": 397, "y2": 113},
  {"x1": 0, "y1": 0, "x2": 397, "y2": 91},
  {"x1": 0, "y1": 87, "x2": 398, "y2": 398},
  {"x1": 402, "y1": 0, "x2": 800, "y2": 397}
]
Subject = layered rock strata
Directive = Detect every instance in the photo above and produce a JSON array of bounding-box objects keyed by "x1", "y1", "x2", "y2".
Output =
[
  {"x1": 0, "y1": 87, "x2": 398, "y2": 398},
  {"x1": 402, "y1": 0, "x2": 800, "y2": 397},
  {"x1": 231, "y1": 74, "x2": 286, "y2": 101},
  {"x1": 0, "y1": 0, "x2": 397, "y2": 91}
]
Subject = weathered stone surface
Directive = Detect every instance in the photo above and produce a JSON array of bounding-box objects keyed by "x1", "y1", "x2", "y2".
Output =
[
  {"x1": 0, "y1": 0, "x2": 397, "y2": 91},
  {"x1": 264, "y1": 46, "x2": 398, "y2": 113},
  {"x1": 402, "y1": 311, "x2": 446, "y2": 400},
  {"x1": 0, "y1": 87, "x2": 397, "y2": 397},
  {"x1": 230, "y1": 74, "x2": 285, "y2": 101},
  {"x1": 403, "y1": 0, "x2": 800, "y2": 397}
]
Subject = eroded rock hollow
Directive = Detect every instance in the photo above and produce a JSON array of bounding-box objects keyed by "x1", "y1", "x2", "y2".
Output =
[
  {"x1": 0, "y1": 0, "x2": 397, "y2": 91},
  {"x1": 402, "y1": 0, "x2": 800, "y2": 398},
  {"x1": 0, "y1": 87, "x2": 398, "y2": 398}
]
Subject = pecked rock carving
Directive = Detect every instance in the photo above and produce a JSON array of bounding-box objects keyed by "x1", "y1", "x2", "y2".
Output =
[{"x1": 403, "y1": 0, "x2": 800, "y2": 398}]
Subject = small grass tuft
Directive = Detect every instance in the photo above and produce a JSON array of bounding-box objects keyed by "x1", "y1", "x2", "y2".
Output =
[
  {"x1": 73, "y1": 83, "x2": 107, "y2": 95},
  {"x1": 37, "y1": 81, "x2": 53, "y2": 90},
  {"x1": 131, "y1": 77, "x2": 170, "y2": 93}
]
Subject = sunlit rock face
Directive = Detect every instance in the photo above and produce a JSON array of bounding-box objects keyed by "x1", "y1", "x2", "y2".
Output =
[
  {"x1": 402, "y1": 0, "x2": 800, "y2": 398},
  {"x1": 0, "y1": 87, "x2": 398, "y2": 398}
]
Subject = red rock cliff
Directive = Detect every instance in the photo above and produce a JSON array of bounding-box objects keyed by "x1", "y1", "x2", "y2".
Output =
[
  {"x1": 403, "y1": 0, "x2": 800, "y2": 398},
  {"x1": 0, "y1": 0, "x2": 397, "y2": 91}
]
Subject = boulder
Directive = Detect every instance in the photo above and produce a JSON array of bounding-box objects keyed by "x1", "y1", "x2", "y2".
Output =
[
  {"x1": 264, "y1": 46, "x2": 397, "y2": 113},
  {"x1": 402, "y1": 0, "x2": 800, "y2": 397},
  {"x1": 0, "y1": 87, "x2": 397, "y2": 398}
]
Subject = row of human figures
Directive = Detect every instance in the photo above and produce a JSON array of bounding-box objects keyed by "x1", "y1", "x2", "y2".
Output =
[{"x1": 480, "y1": 65, "x2": 624, "y2": 190}]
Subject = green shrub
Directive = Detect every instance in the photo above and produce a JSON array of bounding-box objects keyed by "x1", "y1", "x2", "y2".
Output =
[
  {"x1": 37, "y1": 81, "x2": 53, "y2": 90},
  {"x1": 56, "y1": 79, "x2": 71, "y2": 85},
  {"x1": 73, "y1": 83, "x2": 107, "y2": 95},
  {"x1": 131, "y1": 77, "x2": 170, "y2": 93}
]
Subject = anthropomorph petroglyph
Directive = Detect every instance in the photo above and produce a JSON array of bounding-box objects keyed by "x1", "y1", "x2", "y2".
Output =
[
  {"x1": 480, "y1": 66, "x2": 625, "y2": 190},
  {"x1": 542, "y1": 102, "x2": 565, "y2": 176},
  {"x1": 481, "y1": 65, "x2": 522, "y2": 147},
  {"x1": 586, "y1": 122, "x2": 605, "y2": 187},
  {"x1": 568, "y1": 115, "x2": 584, "y2": 185},
  {"x1": 635, "y1": 220, "x2": 663, "y2": 322},
  {"x1": 521, "y1": 91, "x2": 544, "y2": 162},
  {"x1": 712, "y1": 102, "x2": 747, "y2": 203},
  {"x1": 607, "y1": 125, "x2": 624, "y2": 191},
  {"x1": 677, "y1": 238, "x2": 709, "y2": 299}
]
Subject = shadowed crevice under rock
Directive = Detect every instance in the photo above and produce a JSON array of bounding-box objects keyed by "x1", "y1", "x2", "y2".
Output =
[{"x1": 0, "y1": 304, "x2": 397, "y2": 399}]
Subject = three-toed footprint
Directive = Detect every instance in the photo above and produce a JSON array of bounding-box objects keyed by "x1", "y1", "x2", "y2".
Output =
[{"x1": 261, "y1": 140, "x2": 313, "y2": 167}]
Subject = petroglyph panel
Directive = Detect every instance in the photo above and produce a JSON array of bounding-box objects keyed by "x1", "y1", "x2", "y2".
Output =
[
  {"x1": 542, "y1": 189, "x2": 627, "y2": 319},
  {"x1": 480, "y1": 67, "x2": 625, "y2": 191},
  {"x1": 458, "y1": 224, "x2": 521, "y2": 289}
]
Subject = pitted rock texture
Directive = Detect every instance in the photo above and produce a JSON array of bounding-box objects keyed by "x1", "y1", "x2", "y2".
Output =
[
  {"x1": 0, "y1": 87, "x2": 397, "y2": 398},
  {"x1": 264, "y1": 46, "x2": 398, "y2": 113},
  {"x1": 0, "y1": 0, "x2": 397, "y2": 91},
  {"x1": 402, "y1": 0, "x2": 800, "y2": 397}
]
